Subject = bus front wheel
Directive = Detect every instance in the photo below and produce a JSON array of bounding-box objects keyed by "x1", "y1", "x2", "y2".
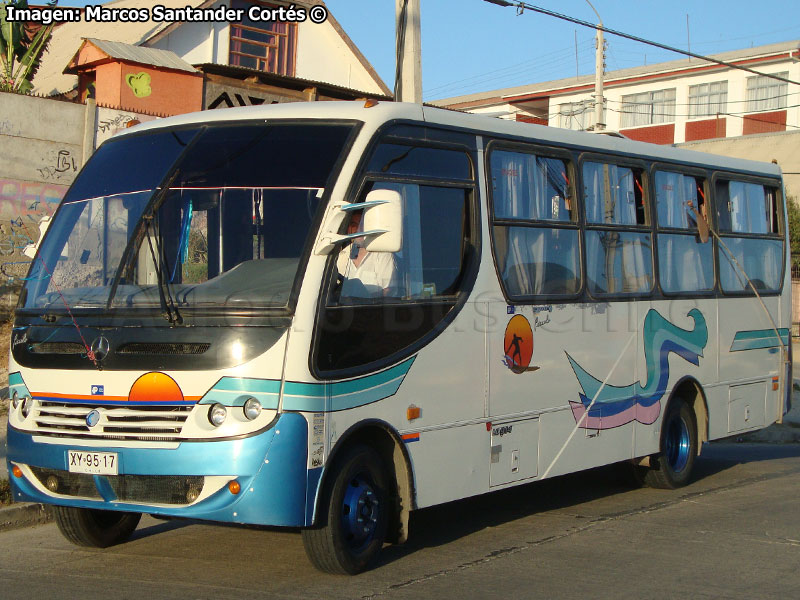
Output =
[
  {"x1": 53, "y1": 506, "x2": 141, "y2": 548},
  {"x1": 302, "y1": 444, "x2": 389, "y2": 574},
  {"x1": 641, "y1": 400, "x2": 698, "y2": 489}
]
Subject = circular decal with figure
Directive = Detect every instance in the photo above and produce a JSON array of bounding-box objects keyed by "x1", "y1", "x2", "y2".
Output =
[{"x1": 503, "y1": 314, "x2": 538, "y2": 374}]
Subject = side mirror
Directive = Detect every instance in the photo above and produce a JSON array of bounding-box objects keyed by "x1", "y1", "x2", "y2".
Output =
[
  {"x1": 362, "y1": 189, "x2": 402, "y2": 253},
  {"x1": 315, "y1": 189, "x2": 404, "y2": 255}
]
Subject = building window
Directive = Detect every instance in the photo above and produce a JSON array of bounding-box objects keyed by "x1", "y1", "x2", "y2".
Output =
[
  {"x1": 229, "y1": 1, "x2": 297, "y2": 76},
  {"x1": 558, "y1": 100, "x2": 594, "y2": 131},
  {"x1": 688, "y1": 81, "x2": 728, "y2": 118},
  {"x1": 746, "y1": 73, "x2": 788, "y2": 112},
  {"x1": 620, "y1": 88, "x2": 676, "y2": 128}
]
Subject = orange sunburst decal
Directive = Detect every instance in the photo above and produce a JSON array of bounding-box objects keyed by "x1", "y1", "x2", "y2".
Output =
[
  {"x1": 128, "y1": 372, "x2": 184, "y2": 403},
  {"x1": 503, "y1": 314, "x2": 534, "y2": 374}
]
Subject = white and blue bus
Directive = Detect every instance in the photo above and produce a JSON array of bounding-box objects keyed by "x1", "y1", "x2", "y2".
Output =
[{"x1": 6, "y1": 101, "x2": 791, "y2": 573}]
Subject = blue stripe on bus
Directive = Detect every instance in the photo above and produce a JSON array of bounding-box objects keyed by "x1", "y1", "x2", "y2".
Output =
[
  {"x1": 281, "y1": 357, "x2": 415, "y2": 412},
  {"x1": 730, "y1": 328, "x2": 790, "y2": 352},
  {"x1": 9, "y1": 372, "x2": 23, "y2": 386}
]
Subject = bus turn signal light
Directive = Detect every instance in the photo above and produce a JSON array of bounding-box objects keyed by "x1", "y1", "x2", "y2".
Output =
[
  {"x1": 228, "y1": 480, "x2": 241, "y2": 495},
  {"x1": 12, "y1": 465, "x2": 22, "y2": 478},
  {"x1": 407, "y1": 405, "x2": 420, "y2": 421}
]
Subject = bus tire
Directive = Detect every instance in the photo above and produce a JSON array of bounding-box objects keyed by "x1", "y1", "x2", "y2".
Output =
[
  {"x1": 643, "y1": 400, "x2": 698, "y2": 489},
  {"x1": 302, "y1": 444, "x2": 389, "y2": 574},
  {"x1": 53, "y1": 506, "x2": 141, "y2": 548}
]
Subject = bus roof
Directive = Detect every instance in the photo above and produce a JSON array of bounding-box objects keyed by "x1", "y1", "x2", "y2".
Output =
[{"x1": 119, "y1": 101, "x2": 782, "y2": 179}]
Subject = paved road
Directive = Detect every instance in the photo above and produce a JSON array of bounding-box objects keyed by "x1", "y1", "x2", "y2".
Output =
[{"x1": 0, "y1": 443, "x2": 798, "y2": 599}]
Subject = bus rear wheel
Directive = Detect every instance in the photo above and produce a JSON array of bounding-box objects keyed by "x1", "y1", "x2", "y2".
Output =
[
  {"x1": 302, "y1": 444, "x2": 389, "y2": 574},
  {"x1": 641, "y1": 400, "x2": 698, "y2": 489},
  {"x1": 53, "y1": 506, "x2": 141, "y2": 548}
]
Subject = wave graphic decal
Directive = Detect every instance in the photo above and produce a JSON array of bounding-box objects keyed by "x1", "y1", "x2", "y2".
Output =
[{"x1": 566, "y1": 309, "x2": 707, "y2": 429}]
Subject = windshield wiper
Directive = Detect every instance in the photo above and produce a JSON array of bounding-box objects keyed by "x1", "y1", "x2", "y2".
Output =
[
  {"x1": 107, "y1": 170, "x2": 181, "y2": 317},
  {"x1": 143, "y1": 213, "x2": 183, "y2": 325}
]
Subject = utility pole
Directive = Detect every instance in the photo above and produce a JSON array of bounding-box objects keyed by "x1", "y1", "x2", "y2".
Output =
[
  {"x1": 395, "y1": 0, "x2": 422, "y2": 103},
  {"x1": 585, "y1": 0, "x2": 606, "y2": 131}
]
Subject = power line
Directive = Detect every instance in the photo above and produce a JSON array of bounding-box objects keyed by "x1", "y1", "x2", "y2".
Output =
[
  {"x1": 424, "y1": 39, "x2": 595, "y2": 97},
  {"x1": 483, "y1": 0, "x2": 800, "y2": 87}
]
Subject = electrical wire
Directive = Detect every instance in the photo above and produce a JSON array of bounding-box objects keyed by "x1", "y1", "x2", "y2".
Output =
[{"x1": 483, "y1": 0, "x2": 800, "y2": 87}]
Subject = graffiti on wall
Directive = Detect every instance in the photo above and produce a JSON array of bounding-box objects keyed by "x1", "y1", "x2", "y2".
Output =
[
  {"x1": 0, "y1": 179, "x2": 64, "y2": 220},
  {"x1": 0, "y1": 179, "x2": 66, "y2": 281},
  {"x1": 36, "y1": 148, "x2": 80, "y2": 183},
  {"x1": 95, "y1": 107, "x2": 156, "y2": 146},
  {"x1": 0, "y1": 119, "x2": 21, "y2": 137}
]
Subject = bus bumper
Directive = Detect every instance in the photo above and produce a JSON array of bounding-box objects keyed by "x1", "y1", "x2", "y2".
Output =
[{"x1": 6, "y1": 412, "x2": 321, "y2": 527}]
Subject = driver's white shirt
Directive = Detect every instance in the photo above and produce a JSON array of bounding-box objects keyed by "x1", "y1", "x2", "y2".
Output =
[{"x1": 337, "y1": 247, "x2": 399, "y2": 297}]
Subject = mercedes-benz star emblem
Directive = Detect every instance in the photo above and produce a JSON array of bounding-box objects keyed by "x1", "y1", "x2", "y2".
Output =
[
  {"x1": 90, "y1": 336, "x2": 110, "y2": 362},
  {"x1": 85, "y1": 409, "x2": 101, "y2": 428}
]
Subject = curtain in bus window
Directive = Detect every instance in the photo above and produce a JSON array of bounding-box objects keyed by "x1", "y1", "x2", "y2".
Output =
[
  {"x1": 586, "y1": 231, "x2": 652, "y2": 294},
  {"x1": 492, "y1": 151, "x2": 570, "y2": 221},
  {"x1": 729, "y1": 181, "x2": 769, "y2": 234},
  {"x1": 496, "y1": 226, "x2": 580, "y2": 296},
  {"x1": 583, "y1": 162, "x2": 637, "y2": 225},
  {"x1": 657, "y1": 234, "x2": 713, "y2": 293},
  {"x1": 719, "y1": 237, "x2": 782, "y2": 292},
  {"x1": 656, "y1": 171, "x2": 698, "y2": 228}
]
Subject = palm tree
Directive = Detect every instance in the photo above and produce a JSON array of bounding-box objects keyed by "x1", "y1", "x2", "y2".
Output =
[{"x1": 1, "y1": 0, "x2": 58, "y2": 93}]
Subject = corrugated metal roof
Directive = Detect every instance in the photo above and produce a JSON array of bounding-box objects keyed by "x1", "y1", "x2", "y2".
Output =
[
  {"x1": 33, "y1": 0, "x2": 202, "y2": 95},
  {"x1": 81, "y1": 38, "x2": 198, "y2": 73}
]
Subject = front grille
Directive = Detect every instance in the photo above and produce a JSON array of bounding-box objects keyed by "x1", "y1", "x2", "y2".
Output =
[
  {"x1": 28, "y1": 342, "x2": 87, "y2": 355},
  {"x1": 28, "y1": 467, "x2": 204, "y2": 505},
  {"x1": 108, "y1": 475, "x2": 204, "y2": 505},
  {"x1": 117, "y1": 343, "x2": 210, "y2": 355},
  {"x1": 30, "y1": 466, "x2": 102, "y2": 499},
  {"x1": 33, "y1": 401, "x2": 194, "y2": 441}
]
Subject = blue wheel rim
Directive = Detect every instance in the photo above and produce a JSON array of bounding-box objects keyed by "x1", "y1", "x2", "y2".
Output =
[
  {"x1": 340, "y1": 474, "x2": 380, "y2": 551},
  {"x1": 665, "y1": 410, "x2": 691, "y2": 473}
]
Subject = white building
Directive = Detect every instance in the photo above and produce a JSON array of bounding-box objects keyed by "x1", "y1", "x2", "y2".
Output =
[{"x1": 435, "y1": 40, "x2": 800, "y2": 146}]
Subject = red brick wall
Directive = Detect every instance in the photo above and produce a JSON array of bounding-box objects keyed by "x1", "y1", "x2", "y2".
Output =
[
  {"x1": 619, "y1": 123, "x2": 675, "y2": 145},
  {"x1": 685, "y1": 118, "x2": 727, "y2": 141},
  {"x1": 516, "y1": 114, "x2": 548, "y2": 125},
  {"x1": 743, "y1": 110, "x2": 787, "y2": 135}
]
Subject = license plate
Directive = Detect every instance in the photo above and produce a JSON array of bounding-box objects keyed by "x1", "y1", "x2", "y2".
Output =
[{"x1": 68, "y1": 450, "x2": 118, "y2": 475}]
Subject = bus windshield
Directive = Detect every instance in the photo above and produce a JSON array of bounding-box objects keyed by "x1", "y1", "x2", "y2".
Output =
[{"x1": 21, "y1": 122, "x2": 355, "y2": 313}]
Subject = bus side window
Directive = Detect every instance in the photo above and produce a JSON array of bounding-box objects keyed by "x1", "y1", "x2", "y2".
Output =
[
  {"x1": 655, "y1": 170, "x2": 714, "y2": 294},
  {"x1": 317, "y1": 142, "x2": 476, "y2": 374},
  {"x1": 717, "y1": 179, "x2": 783, "y2": 293},
  {"x1": 489, "y1": 148, "x2": 580, "y2": 298},
  {"x1": 583, "y1": 160, "x2": 652, "y2": 296},
  {"x1": 333, "y1": 182, "x2": 469, "y2": 303}
]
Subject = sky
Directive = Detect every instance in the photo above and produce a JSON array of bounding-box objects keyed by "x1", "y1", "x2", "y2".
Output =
[{"x1": 56, "y1": 0, "x2": 800, "y2": 101}]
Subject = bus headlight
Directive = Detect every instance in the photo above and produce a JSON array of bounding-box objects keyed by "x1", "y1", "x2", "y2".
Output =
[
  {"x1": 11, "y1": 390, "x2": 19, "y2": 409},
  {"x1": 243, "y1": 397, "x2": 262, "y2": 421},
  {"x1": 21, "y1": 396, "x2": 34, "y2": 419},
  {"x1": 208, "y1": 403, "x2": 227, "y2": 427}
]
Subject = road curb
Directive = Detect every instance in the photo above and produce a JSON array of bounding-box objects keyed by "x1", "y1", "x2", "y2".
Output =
[{"x1": 0, "y1": 502, "x2": 53, "y2": 532}]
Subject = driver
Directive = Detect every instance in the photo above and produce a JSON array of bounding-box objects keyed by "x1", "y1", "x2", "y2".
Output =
[{"x1": 336, "y1": 210, "x2": 399, "y2": 298}]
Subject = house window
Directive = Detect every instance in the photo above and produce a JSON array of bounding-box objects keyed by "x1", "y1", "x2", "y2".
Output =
[
  {"x1": 688, "y1": 81, "x2": 728, "y2": 118},
  {"x1": 229, "y1": 1, "x2": 297, "y2": 76},
  {"x1": 620, "y1": 88, "x2": 676, "y2": 128},
  {"x1": 746, "y1": 73, "x2": 788, "y2": 112},
  {"x1": 557, "y1": 100, "x2": 601, "y2": 131}
]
